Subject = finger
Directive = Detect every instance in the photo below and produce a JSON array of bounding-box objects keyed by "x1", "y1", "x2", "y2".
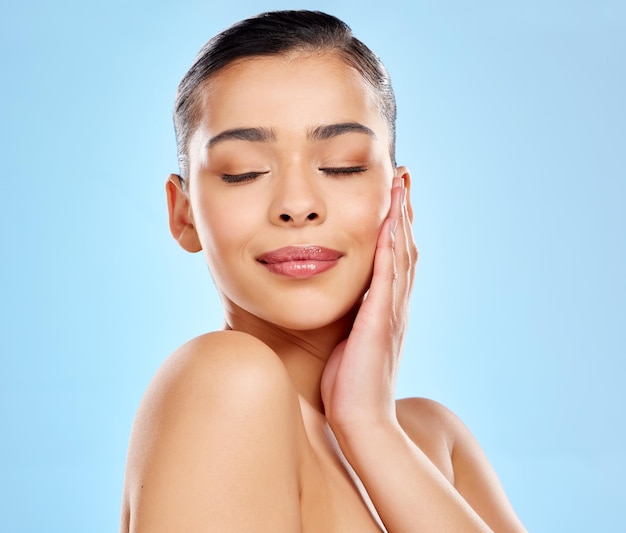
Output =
[
  {"x1": 360, "y1": 178, "x2": 408, "y2": 317},
  {"x1": 403, "y1": 195, "x2": 418, "y2": 292},
  {"x1": 389, "y1": 188, "x2": 418, "y2": 333},
  {"x1": 388, "y1": 177, "x2": 404, "y2": 220},
  {"x1": 360, "y1": 183, "x2": 404, "y2": 316},
  {"x1": 398, "y1": 179, "x2": 418, "y2": 291},
  {"x1": 391, "y1": 184, "x2": 412, "y2": 308},
  {"x1": 361, "y1": 217, "x2": 397, "y2": 319}
]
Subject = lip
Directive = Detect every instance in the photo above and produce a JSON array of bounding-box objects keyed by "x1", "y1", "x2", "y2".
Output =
[{"x1": 256, "y1": 245, "x2": 343, "y2": 279}]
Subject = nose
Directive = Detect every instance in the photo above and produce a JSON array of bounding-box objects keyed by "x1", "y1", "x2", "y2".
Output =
[{"x1": 269, "y1": 169, "x2": 326, "y2": 226}]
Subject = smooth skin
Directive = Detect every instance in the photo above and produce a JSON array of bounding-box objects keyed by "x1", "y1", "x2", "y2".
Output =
[{"x1": 120, "y1": 52, "x2": 527, "y2": 532}]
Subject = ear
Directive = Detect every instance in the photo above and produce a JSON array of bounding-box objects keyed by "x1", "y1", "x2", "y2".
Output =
[
  {"x1": 166, "y1": 174, "x2": 202, "y2": 253},
  {"x1": 395, "y1": 166, "x2": 413, "y2": 223}
]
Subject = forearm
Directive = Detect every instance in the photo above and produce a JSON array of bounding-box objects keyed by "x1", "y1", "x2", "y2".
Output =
[{"x1": 335, "y1": 422, "x2": 493, "y2": 533}]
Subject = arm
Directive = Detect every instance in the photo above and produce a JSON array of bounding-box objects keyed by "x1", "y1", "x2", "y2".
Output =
[
  {"x1": 337, "y1": 420, "x2": 494, "y2": 532},
  {"x1": 399, "y1": 397, "x2": 528, "y2": 532},
  {"x1": 121, "y1": 331, "x2": 303, "y2": 532},
  {"x1": 321, "y1": 174, "x2": 526, "y2": 532}
]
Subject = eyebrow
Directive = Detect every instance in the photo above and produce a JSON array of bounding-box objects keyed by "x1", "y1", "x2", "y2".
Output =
[
  {"x1": 206, "y1": 122, "x2": 376, "y2": 149},
  {"x1": 206, "y1": 127, "x2": 277, "y2": 148},
  {"x1": 307, "y1": 122, "x2": 377, "y2": 141}
]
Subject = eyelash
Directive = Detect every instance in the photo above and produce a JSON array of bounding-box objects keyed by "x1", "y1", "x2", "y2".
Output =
[
  {"x1": 221, "y1": 171, "x2": 268, "y2": 184},
  {"x1": 220, "y1": 166, "x2": 367, "y2": 183},
  {"x1": 320, "y1": 166, "x2": 368, "y2": 176}
]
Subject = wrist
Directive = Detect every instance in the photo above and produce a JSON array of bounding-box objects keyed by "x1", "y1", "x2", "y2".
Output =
[{"x1": 329, "y1": 413, "x2": 405, "y2": 457}]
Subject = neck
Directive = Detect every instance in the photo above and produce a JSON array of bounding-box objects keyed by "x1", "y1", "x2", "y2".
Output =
[{"x1": 223, "y1": 301, "x2": 358, "y2": 413}]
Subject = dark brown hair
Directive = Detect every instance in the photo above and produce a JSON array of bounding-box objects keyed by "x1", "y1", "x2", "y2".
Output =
[{"x1": 174, "y1": 10, "x2": 397, "y2": 181}]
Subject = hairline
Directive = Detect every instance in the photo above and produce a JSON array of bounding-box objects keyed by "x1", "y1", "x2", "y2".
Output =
[{"x1": 179, "y1": 48, "x2": 397, "y2": 183}]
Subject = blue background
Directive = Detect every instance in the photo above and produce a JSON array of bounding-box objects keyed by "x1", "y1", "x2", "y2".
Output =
[{"x1": 1, "y1": 1, "x2": 624, "y2": 531}]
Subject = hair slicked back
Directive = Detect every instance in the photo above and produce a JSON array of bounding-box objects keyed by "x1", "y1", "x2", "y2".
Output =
[{"x1": 174, "y1": 10, "x2": 396, "y2": 181}]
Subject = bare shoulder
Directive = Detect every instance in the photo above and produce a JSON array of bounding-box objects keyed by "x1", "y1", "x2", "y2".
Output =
[
  {"x1": 121, "y1": 331, "x2": 304, "y2": 533},
  {"x1": 140, "y1": 330, "x2": 297, "y2": 406},
  {"x1": 396, "y1": 397, "x2": 527, "y2": 532}
]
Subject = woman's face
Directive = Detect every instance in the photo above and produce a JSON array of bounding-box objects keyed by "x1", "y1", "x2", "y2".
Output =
[{"x1": 170, "y1": 52, "x2": 401, "y2": 330}]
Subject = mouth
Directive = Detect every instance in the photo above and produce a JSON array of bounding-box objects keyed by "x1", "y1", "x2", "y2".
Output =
[{"x1": 256, "y1": 245, "x2": 343, "y2": 279}]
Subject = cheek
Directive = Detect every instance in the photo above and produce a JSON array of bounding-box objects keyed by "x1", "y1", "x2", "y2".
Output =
[
  {"x1": 191, "y1": 198, "x2": 257, "y2": 272},
  {"x1": 343, "y1": 187, "x2": 391, "y2": 245}
]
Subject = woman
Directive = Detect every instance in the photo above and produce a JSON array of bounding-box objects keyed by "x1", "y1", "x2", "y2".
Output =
[{"x1": 121, "y1": 10, "x2": 527, "y2": 532}]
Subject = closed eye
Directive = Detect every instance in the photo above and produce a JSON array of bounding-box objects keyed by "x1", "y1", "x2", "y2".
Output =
[
  {"x1": 319, "y1": 166, "x2": 368, "y2": 176},
  {"x1": 221, "y1": 171, "x2": 269, "y2": 184}
]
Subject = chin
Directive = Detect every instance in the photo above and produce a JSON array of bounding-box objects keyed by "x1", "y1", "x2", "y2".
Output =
[
  {"x1": 258, "y1": 295, "x2": 362, "y2": 333},
  {"x1": 219, "y1": 273, "x2": 369, "y2": 333}
]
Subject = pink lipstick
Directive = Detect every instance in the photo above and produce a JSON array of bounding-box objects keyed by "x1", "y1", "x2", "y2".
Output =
[{"x1": 256, "y1": 245, "x2": 342, "y2": 279}]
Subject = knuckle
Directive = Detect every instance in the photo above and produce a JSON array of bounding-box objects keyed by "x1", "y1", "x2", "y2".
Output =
[{"x1": 409, "y1": 242, "x2": 419, "y2": 264}]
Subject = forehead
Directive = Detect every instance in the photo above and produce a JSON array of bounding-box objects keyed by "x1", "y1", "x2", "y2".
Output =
[{"x1": 192, "y1": 52, "x2": 386, "y2": 138}]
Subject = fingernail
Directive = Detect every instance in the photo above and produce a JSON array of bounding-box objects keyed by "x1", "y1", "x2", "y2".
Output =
[{"x1": 392, "y1": 177, "x2": 403, "y2": 189}]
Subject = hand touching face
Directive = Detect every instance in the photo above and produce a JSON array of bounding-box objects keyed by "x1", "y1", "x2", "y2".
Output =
[{"x1": 167, "y1": 52, "x2": 402, "y2": 331}]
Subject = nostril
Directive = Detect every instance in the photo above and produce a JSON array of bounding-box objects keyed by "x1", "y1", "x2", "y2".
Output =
[{"x1": 278, "y1": 213, "x2": 318, "y2": 222}]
